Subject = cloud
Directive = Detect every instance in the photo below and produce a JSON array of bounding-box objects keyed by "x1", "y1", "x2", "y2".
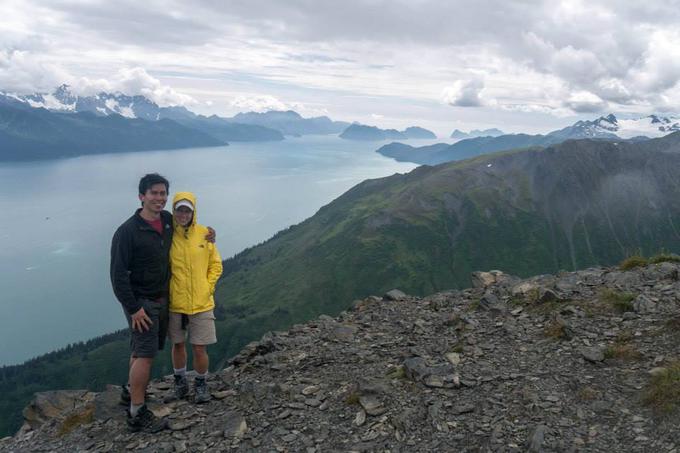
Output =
[
  {"x1": 442, "y1": 78, "x2": 485, "y2": 107},
  {"x1": 0, "y1": 50, "x2": 69, "y2": 93},
  {"x1": 5, "y1": 0, "x2": 680, "y2": 119},
  {"x1": 563, "y1": 91, "x2": 608, "y2": 113},
  {"x1": 230, "y1": 95, "x2": 289, "y2": 112},
  {"x1": 71, "y1": 67, "x2": 195, "y2": 106}
]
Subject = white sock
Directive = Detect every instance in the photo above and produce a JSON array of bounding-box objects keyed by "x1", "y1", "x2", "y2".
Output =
[
  {"x1": 174, "y1": 367, "x2": 186, "y2": 376},
  {"x1": 195, "y1": 371, "x2": 208, "y2": 380},
  {"x1": 130, "y1": 402, "x2": 143, "y2": 417}
]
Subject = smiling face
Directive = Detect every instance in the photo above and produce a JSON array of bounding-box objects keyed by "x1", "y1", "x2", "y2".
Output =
[
  {"x1": 139, "y1": 183, "x2": 168, "y2": 218},
  {"x1": 174, "y1": 205, "x2": 193, "y2": 227}
]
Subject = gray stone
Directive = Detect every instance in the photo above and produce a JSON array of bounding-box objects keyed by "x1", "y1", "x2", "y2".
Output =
[
  {"x1": 581, "y1": 347, "x2": 605, "y2": 363},
  {"x1": 403, "y1": 357, "x2": 430, "y2": 382},
  {"x1": 633, "y1": 294, "x2": 656, "y2": 314},
  {"x1": 359, "y1": 395, "x2": 387, "y2": 416},
  {"x1": 384, "y1": 289, "x2": 408, "y2": 301},
  {"x1": 528, "y1": 425, "x2": 548, "y2": 452},
  {"x1": 223, "y1": 412, "x2": 247, "y2": 439},
  {"x1": 451, "y1": 403, "x2": 475, "y2": 415}
]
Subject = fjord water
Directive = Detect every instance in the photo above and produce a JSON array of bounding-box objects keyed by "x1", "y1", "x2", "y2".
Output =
[{"x1": 0, "y1": 136, "x2": 420, "y2": 365}]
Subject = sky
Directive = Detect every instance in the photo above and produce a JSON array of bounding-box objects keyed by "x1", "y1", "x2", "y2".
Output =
[{"x1": 2, "y1": 0, "x2": 680, "y2": 136}]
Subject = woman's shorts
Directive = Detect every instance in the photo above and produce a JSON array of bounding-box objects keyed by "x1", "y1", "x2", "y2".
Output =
[{"x1": 168, "y1": 309, "x2": 217, "y2": 345}]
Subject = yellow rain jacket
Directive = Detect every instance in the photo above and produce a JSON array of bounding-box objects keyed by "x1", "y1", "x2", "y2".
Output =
[{"x1": 169, "y1": 191, "x2": 223, "y2": 315}]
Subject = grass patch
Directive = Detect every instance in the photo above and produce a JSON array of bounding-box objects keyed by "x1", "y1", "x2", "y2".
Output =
[
  {"x1": 665, "y1": 317, "x2": 680, "y2": 331},
  {"x1": 603, "y1": 328, "x2": 642, "y2": 361},
  {"x1": 543, "y1": 320, "x2": 568, "y2": 340},
  {"x1": 604, "y1": 343, "x2": 642, "y2": 361},
  {"x1": 345, "y1": 391, "x2": 360, "y2": 405},
  {"x1": 385, "y1": 366, "x2": 406, "y2": 380},
  {"x1": 649, "y1": 253, "x2": 680, "y2": 264},
  {"x1": 642, "y1": 360, "x2": 680, "y2": 415},
  {"x1": 466, "y1": 300, "x2": 480, "y2": 312},
  {"x1": 620, "y1": 255, "x2": 648, "y2": 271},
  {"x1": 577, "y1": 386, "x2": 599, "y2": 401},
  {"x1": 598, "y1": 289, "x2": 636, "y2": 313},
  {"x1": 451, "y1": 343, "x2": 465, "y2": 354}
]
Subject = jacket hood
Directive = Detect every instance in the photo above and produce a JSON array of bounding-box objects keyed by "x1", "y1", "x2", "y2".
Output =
[{"x1": 172, "y1": 191, "x2": 197, "y2": 227}]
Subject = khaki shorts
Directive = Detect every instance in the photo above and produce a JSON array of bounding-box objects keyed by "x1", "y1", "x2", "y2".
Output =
[{"x1": 168, "y1": 310, "x2": 217, "y2": 345}]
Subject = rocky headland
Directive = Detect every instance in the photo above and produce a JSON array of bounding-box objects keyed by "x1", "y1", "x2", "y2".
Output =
[{"x1": 5, "y1": 260, "x2": 680, "y2": 452}]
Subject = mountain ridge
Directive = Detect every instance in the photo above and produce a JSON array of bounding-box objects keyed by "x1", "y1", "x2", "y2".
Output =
[
  {"x1": 340, "y1": 124, "x2": 436, "y2": 141},
  {"x1": 380, "y1": 113, "x2": 680, "y2": 166}
]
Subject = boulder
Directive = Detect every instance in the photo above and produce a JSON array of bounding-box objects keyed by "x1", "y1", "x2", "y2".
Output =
[
  {"x1": 22, "y1": 390, "x2": 94, "y2": 430},
  {"x1": 383, "y1": 289, "x2": 408, "y2": 301},
  {"x1": 633, "y1": 294, "x2": 656, "y2": 314}
]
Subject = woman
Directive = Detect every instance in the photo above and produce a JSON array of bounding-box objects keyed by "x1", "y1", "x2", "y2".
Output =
[{"x1": 168, "y1": 191, "x2": 223, "y2": 403}]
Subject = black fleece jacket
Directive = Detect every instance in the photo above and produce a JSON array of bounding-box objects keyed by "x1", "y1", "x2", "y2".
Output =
[{"x1": 110, "y1": 209, "x2": 173, "y2": 315}]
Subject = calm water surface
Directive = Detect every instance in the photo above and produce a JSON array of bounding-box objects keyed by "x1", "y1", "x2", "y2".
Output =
[{"x1": 0, "y1": 136, "x2": 422, "y2": 365}]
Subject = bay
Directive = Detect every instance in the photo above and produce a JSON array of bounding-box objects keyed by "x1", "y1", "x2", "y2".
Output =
[{"x1": 0, "y1": 136, "x2": 420, "y2": 365}]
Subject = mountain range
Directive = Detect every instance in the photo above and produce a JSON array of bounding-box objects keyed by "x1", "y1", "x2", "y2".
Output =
[
  {"x1": 339, "y1": 124, "x2": 436, "y2": 141},
  {"x1": 226, "y1": 110, "x2": 350, "y2": 136},
  {"x1": 3, "y1": 132, "x2": 680, "y2": 436},
  {"x1": 0, "y1": 86, "x2": 372, "y2": 161},
  {"x1": 0, "y1": 96, "x2": 224, "y2": 161},
  {"x1": 450, "y1": 128, "x2": 504, "y2": 139},
  {"x1": 379, "y1": 114, "x2": 678, "y2": 166}
]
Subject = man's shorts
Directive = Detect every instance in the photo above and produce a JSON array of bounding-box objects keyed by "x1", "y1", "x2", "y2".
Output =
[
  {"x1": 124, "y1": 297, "x2": 168, "y2": 358},
  {"x1": 168, "y1": 309, "x2": 217, "y2": 345}
]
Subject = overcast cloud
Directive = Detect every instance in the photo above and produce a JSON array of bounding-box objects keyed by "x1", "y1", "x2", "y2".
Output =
[{"x1": 2, "y1": 0, "x2": 680, "y2": 133}]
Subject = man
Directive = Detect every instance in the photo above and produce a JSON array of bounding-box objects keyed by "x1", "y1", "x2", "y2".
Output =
[
  {"x1": 110, "y1": 174, "x2": 215, "y2": 432},
  {"x1": 110, "y1": 173, "x2": 173, "y2": 432}
]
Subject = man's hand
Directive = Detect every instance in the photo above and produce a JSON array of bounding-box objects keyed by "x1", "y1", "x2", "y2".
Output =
[
  {"x1": 131, "y1": 307, "x2": 152, "y2": 332},
  {"x1": 205, "y1": 226, "x2": 216, "y2": 243}
]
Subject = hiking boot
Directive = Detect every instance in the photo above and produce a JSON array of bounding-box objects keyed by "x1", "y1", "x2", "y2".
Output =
[
  {"x1": 126, "y1": 405, "x2": 167, "y2": 433},
  {"x1": 194, "y1": 377, "x2": 210, "y2": 404},
  {"x1": 174, "y1": 374, "x2": 189, "y2": 400},
  {"x1": 120, "y1": 383, "x2": 131, "y2": 406}
]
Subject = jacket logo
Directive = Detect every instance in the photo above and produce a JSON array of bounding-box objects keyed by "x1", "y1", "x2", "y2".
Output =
[{"x1": 198, "y1": 244, "x2": 205, "y2": 248}]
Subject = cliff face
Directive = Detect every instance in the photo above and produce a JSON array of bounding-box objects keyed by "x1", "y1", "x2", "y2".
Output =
[{"x1": 6, "y1": 260, "x2": 680, "y2": 452}]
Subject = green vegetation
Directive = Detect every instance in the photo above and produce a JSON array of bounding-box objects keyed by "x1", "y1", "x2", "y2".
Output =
[
  {"x1": 642, "y1": 361, "x2": 680, "y2": 415},
  {"x1": 604, "y1": 329, "x2": 642, "y2": 361},
  {"x1": 543, "y1": 320, "x2": 568, "y2": 339},
  {"x1": 598, "y1": 289, "x2": 636, "y2": 313},
  {"x1": 619, "y1": 252, "x2": 680, "y2": 270},
  {"x1": 345, "y1": 391, "x2": 360, "y2": 405},
  {"x1": 604, "y1": 343, "x2": 642, "y2": 361},
  {"x1": 649, "y1": 253, "x2": 680, "y2": 264},
  {"x1": 385, "y1": 366, "x2": 406, "y2": 380},
  {"x1": 577, "y1": 386, "x2": 599, "y2": 401},
  {"x1": 620, "y1": 255, "x2": 648, "y2": 270}
]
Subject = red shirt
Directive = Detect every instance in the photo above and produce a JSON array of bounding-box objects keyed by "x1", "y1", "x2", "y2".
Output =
[{"x1": 145, "y1": 217, "x2": 163, "y2": 234}]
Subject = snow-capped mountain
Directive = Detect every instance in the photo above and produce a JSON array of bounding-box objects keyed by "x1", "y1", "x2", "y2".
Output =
[
  {"x1": 548, "y1": 114, "x2": 680, "y2": 140},
  {"x1": 4, "y1": 84, "x2": 195, "y2": 121}
]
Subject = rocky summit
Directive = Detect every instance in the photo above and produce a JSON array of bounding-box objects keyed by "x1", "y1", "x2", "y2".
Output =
[{"x1": 5, "y1": 261, "x2": 680, "y2": 452}]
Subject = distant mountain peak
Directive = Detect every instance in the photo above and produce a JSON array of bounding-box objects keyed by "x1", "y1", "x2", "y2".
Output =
[
  {"x1": 549, "y1": 113, "x2": 680, "y2": 140},
  {"x1": 450, "y1": 128, "x2": 505, "y2": 139}
]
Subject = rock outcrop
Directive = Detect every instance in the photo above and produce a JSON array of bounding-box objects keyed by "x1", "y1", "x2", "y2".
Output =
[{"x1": 5, "y1": 262, "x2": 680, "y2": 452}]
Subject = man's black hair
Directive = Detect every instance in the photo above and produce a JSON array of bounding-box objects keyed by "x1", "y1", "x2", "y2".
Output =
[{"x1": 138, "y1": 173, "x2": 169, "y2": 195}]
